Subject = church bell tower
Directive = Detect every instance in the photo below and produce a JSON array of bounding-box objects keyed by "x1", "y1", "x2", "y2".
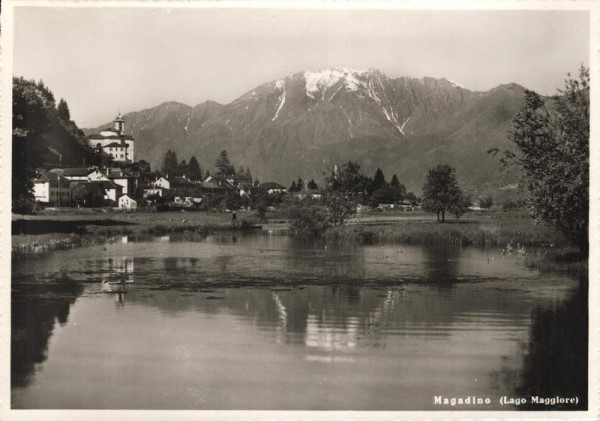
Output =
[{"x1": 113, "y1": 112, "x2": 125, "y2": 135}]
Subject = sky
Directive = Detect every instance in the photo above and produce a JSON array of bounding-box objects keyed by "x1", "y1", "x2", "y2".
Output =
[{"x1": 13, "y1": 7, "x2": 589, "y2": 128}]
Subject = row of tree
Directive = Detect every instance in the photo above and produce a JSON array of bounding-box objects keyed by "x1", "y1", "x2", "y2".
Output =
[
  {"x1": 161, "y1": 149, "x2": 254, "y2": 182},
  {"x1": 324, "y1": 162, "x2": 417, "y2": 207}
]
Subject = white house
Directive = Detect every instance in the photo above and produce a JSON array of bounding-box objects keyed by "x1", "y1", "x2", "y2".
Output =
[
  {"x1": 86, "y1": 113, "x2": 135, "y2": 162},
  {"x1": 153, "y1": 177, "x2": 171, "y2": 189},
  {"x1": 105, "y1": 167, "x2": 139, "y2": 197},
  {"x1": 260, "y1": 182, "x2": 287, "y2": 195},
  {"x1": 87, "y1": 168, "x2": 109, "y2": 181},
  {"x1": 143, "y1": 188, "x2": 164, "y2": 198},
  {"x1": 118, "y1": 194, "x2": 137, "y2": 209},
  {"x1": 98, "y1": 181, "x2": 123, "y2": 202},
  {"x1": 101, "y1": 142, "x2": 130, "y2": 162},
  {"x1": 32, "y1": 170, "x2": 71, "y2": 205}
]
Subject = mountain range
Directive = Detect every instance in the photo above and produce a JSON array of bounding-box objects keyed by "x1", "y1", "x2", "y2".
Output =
[{"x1": 85, "y1": 67, "x2": 527, "y2": 194}]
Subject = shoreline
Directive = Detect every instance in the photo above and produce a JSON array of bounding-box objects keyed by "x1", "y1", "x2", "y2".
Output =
[{"x1": 11, "y1": 210, "x2": 588, "y2": 273}]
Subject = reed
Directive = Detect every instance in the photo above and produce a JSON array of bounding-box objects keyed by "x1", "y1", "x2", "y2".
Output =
[
  {"x1": 324, "y1": 219, "x2": 564, "y2": 246},
  {"x1": 523, "y1": 247, "x2": 588, "y2": 273}
]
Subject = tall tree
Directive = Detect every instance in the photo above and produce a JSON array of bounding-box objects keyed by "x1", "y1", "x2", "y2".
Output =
[
  {"x1": 296, "y1": 177, "x2": 305, "y2": 191},
  {"x1": 307, "y1": 179, "x2": 318, "y2": 191},
  {"x1": 326, "y1": 161, "x2": 370, "y2": 195},
  {"x1": 421, "y1": 164, "x2": 462, "y2": 222},
  {"x1": 503, "y1": 66, "x2": 589, "y2": 255},
  {"x1": 390, "y1": 174, "x2": 406, "y2": 202},
  {"x1": 57, "y1": 98, "x2": 71, "y2": 122},
  {"x1": 215, "y1": 149, "x2": 235, "y2": 177},
  {"x1": 245, "y1": 167, "x2": 253, "y2": 181},
  {"x1": 371, "y1": 168, "x2": 387, "y2": 191},
  {"x1": 12, "y1": 78, "x2": 53, "y2": 212},
  {"x1": 289, "y1": 180, "x2": 298, "y2": 193},
  {"x1": 161, "y1": 149, "x2": 178, "y2": 176},
  {"x1": 188, "y1": 155, "x2": 202, "y2": 181},
  {"x1": 177, "y1": 159, "x2": 188, "y2": 177}
]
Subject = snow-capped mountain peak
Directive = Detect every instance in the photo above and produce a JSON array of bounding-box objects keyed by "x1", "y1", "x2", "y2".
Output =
[{"x1": 303, "y1": 67, "x2": 371, "y2": 99}]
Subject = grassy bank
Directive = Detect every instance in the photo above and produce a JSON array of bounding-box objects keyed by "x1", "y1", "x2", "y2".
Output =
[
  {"x1": 12, "y1": 209, "x2": 260, "y2": 258},
  {"x1": 12, "y1": 233, "x2": 122, "y2": 259},
  {"x1": 325, "y1": 215, "x2": 564, "y2": 247},
  {"x1": 523, "y1": 247, "x2": 588, "y2": 273}
]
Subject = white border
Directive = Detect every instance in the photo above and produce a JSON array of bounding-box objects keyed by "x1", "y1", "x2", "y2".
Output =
[{"x1": 1, "y1": 1, "x2": 598, "y2": 420}]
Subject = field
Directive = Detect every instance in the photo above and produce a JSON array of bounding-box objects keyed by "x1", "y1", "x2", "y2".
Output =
[{"x1": 329, "y1": 209, "x2": 564, "y2": 247}]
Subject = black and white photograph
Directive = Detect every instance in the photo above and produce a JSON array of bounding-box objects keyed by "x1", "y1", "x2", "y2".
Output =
[{"x1": 1, "y1": 1, "x2": 596, "y2": 419}]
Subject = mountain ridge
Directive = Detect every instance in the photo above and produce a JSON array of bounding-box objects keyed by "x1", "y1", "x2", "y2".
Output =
[{"x1": 85, "y1": 67, "x2": 526, "y2": 194}]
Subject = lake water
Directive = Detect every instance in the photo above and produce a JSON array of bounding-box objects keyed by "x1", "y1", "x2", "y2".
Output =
[{"x1": 11, "y1": 233, "x2": 587, "y2": 410}]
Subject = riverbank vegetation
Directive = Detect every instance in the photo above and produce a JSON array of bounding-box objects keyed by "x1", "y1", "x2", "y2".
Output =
[
  {"x1": 11, "y1": 210, "x2": 258, "y2": 258},
  {"x1": 324, "y1": 213, "x2": 564, "y2": 246}
]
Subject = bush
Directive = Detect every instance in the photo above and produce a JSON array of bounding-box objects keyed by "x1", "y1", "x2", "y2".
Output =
[
  {"x1": 284, "y1": 198, "x2": 330, "y2": 237},
  {"x1": 13, "y1": 197, "x2": 36, "y2": 214}
]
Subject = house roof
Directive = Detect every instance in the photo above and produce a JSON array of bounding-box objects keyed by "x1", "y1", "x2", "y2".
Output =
[
  {"x1": 87, "y1": 134, "x2": 134, "y2": 140},
  {"x1": 106, "y1": 168, "x2": 138, "y2": 178},
  {"x1": 167, "y1": 177, "x2": 193, "y2": 187},
  {"x1": 261, "y1": 182, "x2": 286, "y2": 190},
  {"x1": 98, "y1": 180, "x2": 122, "y2": 190},
  {"x1": 70, "y1": 181, "x2": 105, "y2": 193},
  {"x1": 102, "y1": 142, "x2": 129, "y2": 148},
  {"x1": 233, "y1": 174, "x2": 252, "y2": 183},
  {"x1": 61, "y1": 167, "x2": 92, "y2": 177},
  {"x1": 202, "y1": 176, "x2": 234, "y2": 190},
  {"x1": 33, "y1": 169, "x2": 69, "y2": 183}
]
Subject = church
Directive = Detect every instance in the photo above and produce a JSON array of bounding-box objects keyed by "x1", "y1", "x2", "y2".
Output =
[{"x1": 87, "y1": 113, "x2": 135, "y2": 162}]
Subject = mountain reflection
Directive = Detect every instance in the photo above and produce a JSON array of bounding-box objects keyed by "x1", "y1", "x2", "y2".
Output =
[{"x1": 11, "y1": 234, "x2": 585, "y2": 410}]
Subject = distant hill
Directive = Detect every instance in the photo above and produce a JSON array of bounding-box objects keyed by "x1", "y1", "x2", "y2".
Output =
[{"x1": 86, "y1": 68, "x2": 528, "y2": 194}]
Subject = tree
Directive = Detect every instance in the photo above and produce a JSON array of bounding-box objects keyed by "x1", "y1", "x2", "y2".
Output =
[
  {"x1": 161, "y1": 149, "x2": 178, "y2": 176},
  {"x1": 390, "y1": 174, "x2": 406, "y2": 202},
  {"x1": 57, "y1": 98, "x2": 71, "y2": 122},
  {"x1": 479, "y1": 195, "x2": 494, "y2": 209},
  {"x1": 12, "y1": 78, "x2": 52, "y2": 212},
  {"x1": 72, "y1": 184, "x2": 89, "y2": 207},
  {"x1": 289, "y1": 180, "x2": 298, "y2": 193},
  {"x1": 421, "y1": 164, "x2": 462, "y2": 222},
  {"x1": 449, "y1": 192, "x2": 472, "y2": 221},
  {"x1": 177, "y1": 159, "x2": 188, "y2": 177},
  {"x1": 371, "y1": 168, "x2": 387, "y2": 192},
  {"x1": 296, "y1": 177, "x2": 305, "y2": 191},
  {"x1": 215, "y1": 149, "x2": 235, "y2": 177},
  {"x1": 137, "y1": 160, "x2": 151, "y2": 174},
  {"x1": 502, "y1": 67, "x2": 589, "y2": 255},
  {"x1": 245, "y1": 167, "x2": 253, "y2": 181},
  {"x1": 370, "y1": 184, "x2": 397, "y2": 206},
  {"x1": 284, "y1": 196, "x2": 331, "y2": 237},
  {"x1": 322, "y1": 190, "x2": 358, "y2": 226},
  {"x1": 326, "y1": 161, "x2": 370, "y2": 196},
  {"x1": 188, "y1": 156, "x2": 202, "y2": 181},
  {"x1": 307, "y1": 179, "x2": 318, "y2": 190}
]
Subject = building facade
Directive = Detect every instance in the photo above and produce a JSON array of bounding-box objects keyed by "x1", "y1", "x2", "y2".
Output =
[{"x1": 86, "y1": 113, "x2": 135, "y2": 162}]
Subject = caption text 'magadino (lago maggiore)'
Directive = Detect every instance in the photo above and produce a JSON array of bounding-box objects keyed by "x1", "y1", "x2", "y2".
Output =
[{"x1": 433, "y1": 396, "x2": 580, "y2": 407}]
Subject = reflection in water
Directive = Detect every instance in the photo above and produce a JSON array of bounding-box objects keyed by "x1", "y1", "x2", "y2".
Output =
[
  {"x1": 11, "y1": 282, "x2": 84, "y2": 388},
  {"x1": 518, "y1": 275, "x2": 588, "y2": 410},
  {"x1": 11, "y1": 233, "x2": 586, "y2": 410},
  {"x1": 421, "y1": 244, "x2": 461, "y2": 288}
]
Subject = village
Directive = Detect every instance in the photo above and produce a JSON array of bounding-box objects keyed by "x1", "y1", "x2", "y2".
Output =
[
  {"x1": 31, "y1": 112, "x2": 422, "y2": 214},
  {"x1": 31, "y1": 113, "x2": 293, "y2": 211}
]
